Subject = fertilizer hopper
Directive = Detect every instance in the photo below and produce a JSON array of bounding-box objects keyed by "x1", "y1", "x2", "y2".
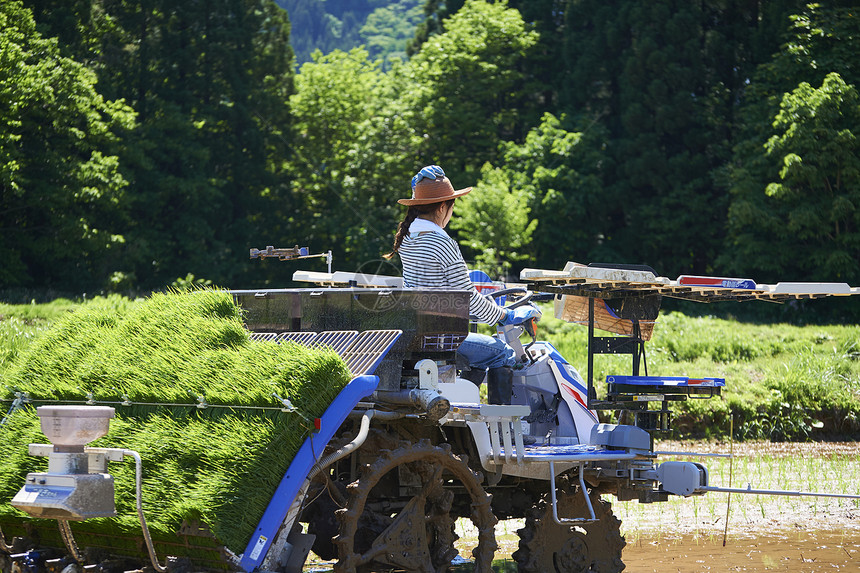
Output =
[
  {"x1": 12, "y1": 406, "x2": 117, "y2": 520},
  {"x1": 8, "y1": 405, "x2": 173, "y2": 572}
]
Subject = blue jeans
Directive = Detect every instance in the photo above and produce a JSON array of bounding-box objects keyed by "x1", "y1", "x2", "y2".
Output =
[{"x1": 457, "y1": 333, "x2": 516, "y2": 370}]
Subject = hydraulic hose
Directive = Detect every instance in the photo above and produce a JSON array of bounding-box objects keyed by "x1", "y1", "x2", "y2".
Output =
[
  {"x1": 57, "y1": 520, "x2": 85, "y2": 564},
  {"x1": 122, "y1": 449, "x2": 167, "y2": 573},
  {"x1": 307, "y1": 409, "x2": 375, "y2": 480}
]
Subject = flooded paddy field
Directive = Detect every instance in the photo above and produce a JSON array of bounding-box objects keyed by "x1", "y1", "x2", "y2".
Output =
[
  {"x1": 461, "y1": 441, "x2": 860, "y2": 571},
  {"x1": 307, "y1": 441, "x2": 860, "y2": 571},
  {"x1": 615, "y1": 440, "x2": 860, "y2": 571},
  {"x1": 622, "y1": 529, "x2": 860, "y2": 572}
]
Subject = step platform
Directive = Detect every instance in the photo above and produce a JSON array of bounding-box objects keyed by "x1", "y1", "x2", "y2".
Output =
[
  {"x1": 506, "y1": 442, "x2": 639, "y2": 463},
  {"x1": 446, "y1": 404, "x2": 645, "y2": 467}
]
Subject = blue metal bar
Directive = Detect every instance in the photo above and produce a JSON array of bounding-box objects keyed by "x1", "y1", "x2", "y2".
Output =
[
  {"x1": 239, "y1": 375, "x2": 380, "y2": 572},
  {"x1": 607, "y1": 375, "x2": 726, "y2": 387}
]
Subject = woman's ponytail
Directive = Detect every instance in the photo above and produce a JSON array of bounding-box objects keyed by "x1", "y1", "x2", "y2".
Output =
[
  {"x1": 384, "y1": 200, "x2": 453, "y2": 259},
  {"x1": 384, "y1": 208, "x2": 420, "y2": 259}
]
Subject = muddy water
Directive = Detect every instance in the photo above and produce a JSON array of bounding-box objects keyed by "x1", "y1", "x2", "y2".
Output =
[
  {"x1": 618, "y1": 441, "x2": 860, "y2": 571},
  {"x1": 623, "y1": 529, "x2": 860, "y2": 572}
]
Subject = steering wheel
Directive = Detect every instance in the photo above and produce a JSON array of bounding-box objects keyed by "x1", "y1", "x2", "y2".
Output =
[
  {"x1": 487, "y1": 287, "x2": 539, "y2": 363},
  {"x1": 485, "y1": 287, "x2": 533, "y2": 309}
]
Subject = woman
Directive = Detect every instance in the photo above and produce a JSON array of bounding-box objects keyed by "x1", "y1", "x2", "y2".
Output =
[{"x1": 387, "y1": 165, "x2": 540, "y2": 404}]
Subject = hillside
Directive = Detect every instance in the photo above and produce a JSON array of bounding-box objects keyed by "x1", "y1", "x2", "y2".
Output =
[{"x1": 276, "y1": 0, "x2": 424, "y2": 65}]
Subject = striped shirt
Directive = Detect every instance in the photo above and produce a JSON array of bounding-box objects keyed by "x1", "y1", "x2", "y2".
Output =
[{"x1": 399, "y1": 218, "x2": 506, "y2": 324}]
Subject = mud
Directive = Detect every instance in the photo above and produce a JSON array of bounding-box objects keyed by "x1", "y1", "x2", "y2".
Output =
[
  {"x1": 617, "y1": 441, "x2": 860, "y2": 571},
  {"x1": 623, "y1": 528, "x2": 860, "y2": 572}
]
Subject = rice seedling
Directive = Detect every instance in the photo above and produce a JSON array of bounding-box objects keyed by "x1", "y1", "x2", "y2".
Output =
[
  {"x1": 617, "y1": 441, "x2": 860, "y2": 541},
  {"x1": 0, "y1": 289, "x2": 352, "y2": 557}
]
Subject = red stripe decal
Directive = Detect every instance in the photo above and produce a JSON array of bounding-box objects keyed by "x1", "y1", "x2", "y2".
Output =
[{"x1": 561, "y1": 382, "x2": 588, "y2": 409}]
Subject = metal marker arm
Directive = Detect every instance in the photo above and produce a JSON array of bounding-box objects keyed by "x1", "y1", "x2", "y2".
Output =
[
  {"x1": 549, "y1": 462, "x2": 597, "y2": 524},
  {"x1": 697, "y1": 485, "x2": 860, "y2": 500},
  {"x1": 250, "y1": 246, "x2": 333, "y2": 273}
]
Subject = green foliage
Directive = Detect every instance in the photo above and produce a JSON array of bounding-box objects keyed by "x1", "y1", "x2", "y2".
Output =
[
  {"x1": 14, "y1": 0, "x2": 297, "y2": 292},
  {"x1": 449, "y1": 163, "x2": 536, "y2": 277},
  {"x1": 723, "y1": 2, "x2": 860, "y2": 284},
  {"x1": 0, "y1": 298, "x2": 81, "y2": 324},
  {"x1": 761, "y1": 73, "x2": 860, "y2": 282},
  {"x1": 170, "y1": 273, "x2": 213, "y2": 290},
  {"x1": 404, "y1": 0, "x2": 539, "y2": 183},
  {"x1": 560, "y1": 0, "x2": 761, "y2": 276},
  {"x1": 0, "y1": 318, "x2": 45, "y2": 376},
  {"x1": 4, "y1": 0, "x2": 860, "y2": 305},
  {"x1": 482, "y1": 113, "x2": 611, "y2": 271},
  {"x1": 289, "y1": 47, "x2": 411, "y2": 264},
  {"x1": 0, "y1": 289, "x2": 352, "y2": 553},
  {"x1": 539, "y1": 306, "x2": 860, "y2": 441},
  {"x1": 0, "y1": 298, "x2": 81, "y2": 374},
  {"x1": 360, "y1": 0, "x2": 425, "y2": 67},
  {"x1": 0, "y1": 0, "x2": 135, "y2": 291},
  {"x1": 280, "y1": 0, "x2": 423, "y2": 66},
  {"x1": 406, "y1": 0, "x2": 464, "y2": 56}
]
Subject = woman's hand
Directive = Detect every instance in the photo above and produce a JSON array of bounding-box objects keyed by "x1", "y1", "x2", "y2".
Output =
[{"x1": 498, "y1": 303, "x2": 542, "y2": 326}]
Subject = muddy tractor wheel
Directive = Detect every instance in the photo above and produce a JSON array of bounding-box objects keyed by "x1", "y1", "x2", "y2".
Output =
[
  {"x1": 513, "y1": 479, "x2": 626, "y2": 573},
  {"x1": 333, "y1": 440, "x2": 497, "y2": 573}
]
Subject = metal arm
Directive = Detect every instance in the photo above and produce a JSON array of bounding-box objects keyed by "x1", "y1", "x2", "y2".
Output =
[{"x1": 250, "y1": 246, "x2": 333, "y2": 273}]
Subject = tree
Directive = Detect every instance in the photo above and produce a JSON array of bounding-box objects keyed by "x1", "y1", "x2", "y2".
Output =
[
  {"x1": 0, "y1": 0, "x2": 134, "y2": 291},
  {"x1": 556, "y1": 0, "x2": 834, "y2": 277},
  {"x1": 731, "y1": 74, "x2": 859, "y2": 282},
  {"x1": 561, "y1": 1, "x2": 723, "y2": 275},
  {"x1": 52, "y1": 0, "x2": 296, "y2": 290},
  {"x1": 405, "y1": 0, "x2": 464, "y2": 56},
  {"x1": 402, "y1": 0, "x2": 538, "y2": 184},
  {"x1": 286, "y1": 2, "x2": 540, "y2": 271},
  {"x1": 359, "y1": 0, "x2": 424, "y2": 68},
  {"x1": 722, "y1": 2, "x2": 860, "y2": 282},
  {"x1": 449, "y1": 163, "x2": 536, "y2": 278},
  {"x1": 288, "y1": 48, "x2": 418, "y2": 268},
  {"x1": 279, "y1": 0, "x2": 418, "y2": 65},
  {"x1": 472, "y1": 113, "x2": 610, "y2": 272}
]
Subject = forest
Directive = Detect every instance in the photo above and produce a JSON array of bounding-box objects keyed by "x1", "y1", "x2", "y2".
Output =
[{"x1": 1, "y1": 0, "x2": 859, "y2": 314}]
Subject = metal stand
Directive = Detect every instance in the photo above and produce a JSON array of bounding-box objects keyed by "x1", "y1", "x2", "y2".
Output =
[{"x1": 585, "y1": 298, "x2": 647, "y2": 410}]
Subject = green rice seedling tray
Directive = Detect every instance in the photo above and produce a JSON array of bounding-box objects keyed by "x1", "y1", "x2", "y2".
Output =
[{"x1": 0, "y1": 290, "x2": 352, "y2": 562}]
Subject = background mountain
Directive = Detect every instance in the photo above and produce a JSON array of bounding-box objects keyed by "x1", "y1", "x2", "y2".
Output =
[{"x1": 277, "y1": 0, "x2": 424, "y2": 66}]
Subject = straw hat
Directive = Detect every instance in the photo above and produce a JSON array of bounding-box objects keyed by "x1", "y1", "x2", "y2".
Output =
[{"x1": 398, "y1": 166, "x2": 472, "y2": 206}]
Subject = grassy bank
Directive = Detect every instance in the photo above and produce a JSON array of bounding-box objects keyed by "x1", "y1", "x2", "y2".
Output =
[{"x1": 2, "y1": 297, "x2": 860, "y2": 441}]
